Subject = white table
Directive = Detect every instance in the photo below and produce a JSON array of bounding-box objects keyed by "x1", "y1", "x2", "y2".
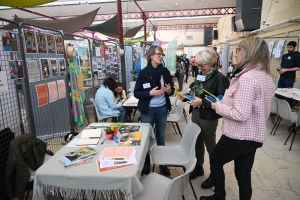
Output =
[
  {"x1": 275, "y1": 88, "x2": 300, "y2": 101},
  {"x1": 33, "y1": 123, "x2": 155, "y2": 200},
  {"x1": 123, "y1": 95, "x2": 139, "y2": 122}
]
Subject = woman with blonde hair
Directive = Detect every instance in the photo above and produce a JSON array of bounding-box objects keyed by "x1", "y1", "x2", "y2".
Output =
[
  {"x1": 178, "y1": 47, "x2": 229, "y2": 189},
  {"x1": 200, "y1": 37, "x2": 275, "y2": 200}
]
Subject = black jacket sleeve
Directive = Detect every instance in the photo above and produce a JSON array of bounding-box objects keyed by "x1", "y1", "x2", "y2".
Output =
[{"x1": 134, "y1": 71, "x2": 152, "y2": 100}]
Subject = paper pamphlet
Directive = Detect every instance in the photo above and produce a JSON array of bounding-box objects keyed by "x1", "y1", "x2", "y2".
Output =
[
  {"x1": 99, "y1": 147, "x2": 135, "y2": 159},
  {"x1": 76, "y1": 138, "x2": 100, "y2": 146},
  {"x1": 81, "y1": 129, "x2": 102, "y2": 138}
]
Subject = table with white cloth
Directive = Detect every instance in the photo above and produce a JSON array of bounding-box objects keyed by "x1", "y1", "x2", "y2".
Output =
[
  {"x1": 33, "y1": 123, "x2": 155, "y2": 200},
  {"x1": 275, "y1": 88, "x2": 300, "y2": 103}
]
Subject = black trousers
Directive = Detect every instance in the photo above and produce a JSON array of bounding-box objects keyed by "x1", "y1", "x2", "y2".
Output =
[
  {"x1": 192, "y1": 66, "x2": 198, "y2": 77},
  {"x1": 210, "y1": 135, "x2": 262, "y2": 200}
]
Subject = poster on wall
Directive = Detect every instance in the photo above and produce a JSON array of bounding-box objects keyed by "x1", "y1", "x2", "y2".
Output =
[
  {"x1": 165, "y1": 40, "x2": 177, "y2": 74},
  {"x1": 77, "y1": 46, "x2": 91, "y2": 79},
  {"x1": 47, "y1": 81, "x2": 58, "y2": 103},
  {"x1": 23, "y1": 29, "x2": 37, "y2": 53},
  {"x1": 1, "y1": 31, "x2": 18, "y2": 52},
  {"x1": 8, "y1": 60, "x2": 24, "y2": 79},
  {"x1": 110, "y1": 66, "x2": 115, "y2": 74},
  {"x1": 49, "y1": 58, "x2": 59, "y2": 77},
  {"x1": 36, "y1": 32, "x2": 47, "y2": 53},
  {"x1": 55, "y1": 36, "x2": 64, "y2": 54},
  {"x1": 58, "y1": 58, "x2": 66, "y2": 76},
  {"x1": 35, "y1": 83, "x2": 48, "y2": 107},
  {"x1": 39, "y1": 58, "x2": 50, "y2": 79},
  {"x1": 57, "y1": 80, "x2": 66, "y2": 99},
  {"x1": 47, "y1": 34, "x2": 56, "y2": 54},
  {"x1": 27, "y1": 59, "x2": 40, "y2": 82},
  {"x1": 0, "y1": 71, "x2": 9, "y2": 93},
  {"x1": 95, "y1": 46, "x2": 100, "y2": 57}
]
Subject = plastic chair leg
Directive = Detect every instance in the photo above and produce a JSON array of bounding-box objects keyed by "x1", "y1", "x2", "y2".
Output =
[
  {"x1": 171, "y1": 122, "x2": 178, "y2": 135},
  {"x1": 175, "y1": 122, "x2": 182, "y2": 137},
  {"x1": 189, "y1": 179, "x2": 197, "y2": 199}
]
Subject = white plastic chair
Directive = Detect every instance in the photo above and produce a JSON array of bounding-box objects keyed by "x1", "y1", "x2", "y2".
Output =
[
  {"x1": 276, "y1": 99, "x2": 298, "y2": 150},
  {"x1": 90, "y1": 98, "x2": 119, "y2": 122},
  {"x1": 270, "y1": 96, "x2": 282, "y2": 135},
  {"x1": 293, "y1": 81, "x2": 300, "y2": 89},
  {"x1": 169, "y1": 96, "x2": 178, "y2": 114},
  {"x1": 134, "y1": 158, "x2": 197, "y2": 200},
  {"x1": 167, "y1": 101, "x2": 186, "y2": 137},
  {"x1": 151, "y1": 122, "x2": 201, "y2": 199}
]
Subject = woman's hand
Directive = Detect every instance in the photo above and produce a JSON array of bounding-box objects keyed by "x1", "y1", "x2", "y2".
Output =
[
  {"x1": 190, "y1": 97, "x2": 202, "y2": 107},
  {"x1": 150, "y1": 86, "x2": 164, "y2": 96},
  {"x1": 162, "y1": 83, "x2": 171, "y2": 94},
  {"x1": 177, "y1": 93, "x2": 185, "y2": 101},
  {"x1": 211, "y1": 102, "x2": 216, "y2": 110}
]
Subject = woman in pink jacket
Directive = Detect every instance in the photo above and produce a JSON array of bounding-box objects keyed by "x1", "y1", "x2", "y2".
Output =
[{"x1": 200, "y1": 37, "x2": 275, "y2": 200}]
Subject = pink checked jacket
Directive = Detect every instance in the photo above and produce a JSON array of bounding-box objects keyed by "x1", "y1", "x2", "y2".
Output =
[{"x1": 215, "y1": 64, "x2": 275, "y2": 143}]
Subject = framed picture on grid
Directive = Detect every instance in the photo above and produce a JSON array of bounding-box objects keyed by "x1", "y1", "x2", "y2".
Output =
[
  {"x1": 1, "y1": 31, "x2": 18, "y2": 52},
  {"x1": 46, "y1": 34, "x2": 56, "y2": 54},
  {"x1": 36, "y1": 32, "x2": 47, "y2": 54},
  {"x1": 23, "y1": 29, "x2": 37, "y2": 54}
]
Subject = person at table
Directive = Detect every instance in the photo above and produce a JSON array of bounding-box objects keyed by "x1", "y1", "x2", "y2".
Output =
[
  {"x1": 277, "y1": 41, "x2": 300, "y2": 88},
  {"x1": 134, "y1": 45, "x2": 175, "y2": 176},
  {"x1": 95, "y1": 77, "x2": 126, "y2": 122},
  {"x1": 114, "y1": 82, "x2": 132, "y2": 121},
  {"x1": 177, "y1": 47, "x2": 229, "y2": 189},
  {"x1": 200, "y1": 37, "x2": 275, "y2": 200}
]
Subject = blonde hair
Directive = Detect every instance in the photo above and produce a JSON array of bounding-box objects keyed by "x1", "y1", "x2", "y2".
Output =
[
  {"x1": 146, "y1": 45, "x2": 164, "y2": 61},
  {"x1": 236, "y1": 37, "x2": 271, "y2": 74},
  {"x1": 195, "y1": 47, "x2": 218, "y2": 67}
]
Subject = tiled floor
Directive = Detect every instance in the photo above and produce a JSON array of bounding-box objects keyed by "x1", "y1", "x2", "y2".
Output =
[{"x1": 25, "y1": 77, "x2": 300, "y2": 200}]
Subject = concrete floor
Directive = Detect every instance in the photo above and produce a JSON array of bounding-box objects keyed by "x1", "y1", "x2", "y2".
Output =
[{"x1": 26, "y1": 76, "x2": 300, "y2": 200}]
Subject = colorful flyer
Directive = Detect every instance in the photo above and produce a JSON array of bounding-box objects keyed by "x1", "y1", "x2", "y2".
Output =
[
  {"x1": 35, "y1": 84, "x2": 48, "y2": 107},
  {"x1": 23, "y1": 29, "x2": 37, "y2": 53},
  {"x1": 39, "y1": 58, "x2": 50, "y2": 79},
  {"x1": 1, "y1": 31, "x2": 18, "y2": 52},
  {"x1": 55, "y1": 36, "x2": 64, "y2": 54},
  {"x1": 49, "y1": 58, "x2": 59, "y2": 77},
  {"x1": 47, "y1": 81, "x2": 58, "y2": 103},
  {"x1": 36, "y1": 32, "x2": 47, "y2": 53},
  {"x1": 58, "y1": 58, "x2": 66, "y2": 76},
  {"x1": 57, "y1": 79, "x2": 66, "y2": 99},
  {"x1": 47, "y1": 34, "x2": 56, "y2": 54},
  {"x1": 8, "y1": 60, "x2": 24, "y2": 79}
]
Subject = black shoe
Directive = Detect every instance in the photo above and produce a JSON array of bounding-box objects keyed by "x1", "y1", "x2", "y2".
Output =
[
  {"x1": 201, "y1": 174, "x2": 214, "y2": 189},
  {"x1": 189, "y1": 165, "x2": 204, "y2": 180},
  {"x1": 141, "y1": 155, "x2": 150, "y2": 175},
  {"x1": 160, "y1": 165, "x2": 170, "y2": 176},
  {"x1": 200, "y1": 194, "x2": 225, "y2": 200}
]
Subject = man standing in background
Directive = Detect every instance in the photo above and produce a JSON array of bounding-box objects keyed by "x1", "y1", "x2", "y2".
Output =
[
  {"x1": 277, "y1": 41, "x2": 300, "y2": 88},
  {"x1": 182, "y1": 54, "x2": 190, "y2": 83}
]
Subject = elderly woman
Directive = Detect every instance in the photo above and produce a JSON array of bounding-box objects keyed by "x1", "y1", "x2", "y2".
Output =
[
  {"x1": 178, "y1": 47, "x2": 229, "y2": 189},
  {"x1": 134, "y1": 45, "x2": 175, "y2": 176},
  {"x1": 200, "y1": 37, "x2": 275, "y2": 200}
]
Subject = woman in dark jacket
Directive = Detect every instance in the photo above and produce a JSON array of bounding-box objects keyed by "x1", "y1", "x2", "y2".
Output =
[
  {"x1": 178, "y1": 47, "x2": 229, "y2": 189},
  {"x1": 134, "y1": 45, "x2": 174, "y2": 176}
]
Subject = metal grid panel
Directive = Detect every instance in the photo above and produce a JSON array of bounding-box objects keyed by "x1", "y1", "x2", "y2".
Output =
[
  {"x1": 0, "y1": 19, "x2": 24, "y2": 200},
  {"x1": 263, "y1": 37, "x2": 299, "y2": 84},
  {"x1": 20, "y1": 24, "x2": 71, "y2": 152}
]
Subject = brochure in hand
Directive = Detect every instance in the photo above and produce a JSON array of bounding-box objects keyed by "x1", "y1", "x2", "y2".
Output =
[
  {"x1": 60, "y1": 147, "x2": 97, "y2": 167},
  {"x1": 119, "y1": 132, "x2": 143, "y2": 146},
  {"x1": 178, "y1": 92, "x2": 195, "y2": 101},
  {"x1": 119, "y1": 125, "x2": 140, "y2": 134}
]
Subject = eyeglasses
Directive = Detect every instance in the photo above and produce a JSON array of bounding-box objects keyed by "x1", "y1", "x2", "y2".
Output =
[
  {"x1": 153, "y1": 53, "x2": 164, "y2": 57},
  {"x1": 236, "y1": 48, "x2": 242, "y2": 54}
]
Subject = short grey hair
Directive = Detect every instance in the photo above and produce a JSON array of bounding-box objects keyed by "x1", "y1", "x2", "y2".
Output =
[{"x1": 195, "y1": 47, "x2": 218, "y2": 67}]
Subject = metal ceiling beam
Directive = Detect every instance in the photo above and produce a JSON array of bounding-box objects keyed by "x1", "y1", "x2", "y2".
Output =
[{"x1": 153, "y1": 23, "x2": 218, "y2": 30}]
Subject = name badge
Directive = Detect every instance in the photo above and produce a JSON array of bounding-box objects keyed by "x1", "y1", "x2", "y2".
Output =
[
  {"x1": 197, "y1": 75, "x2": 206, "y2": 81},
  {"x1": 143, "y1": 83, "x2": 151, "y2": 89}
]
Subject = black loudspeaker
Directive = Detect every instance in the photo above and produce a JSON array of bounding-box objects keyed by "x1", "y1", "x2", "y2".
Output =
[
  {"x1": 235, "y1": 0, "x2": 262, "y2": 31},
  {"x1": 232, "y1": 16, "x2": 238, "y2": 32},
  {"x1": 213, "y1": 30, "x2": 218, "y2": 40},
  {"x1": 204, "y1": 27, "x2": 213, "y2": 45}
]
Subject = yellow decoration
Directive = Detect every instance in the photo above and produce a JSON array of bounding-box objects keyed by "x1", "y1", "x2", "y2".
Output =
[{"x1": 1, "y1": 0, "x2": 55, "y2": 7}]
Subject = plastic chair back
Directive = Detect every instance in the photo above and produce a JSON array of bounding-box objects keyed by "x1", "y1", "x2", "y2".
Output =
[
  {"x1": 169, "y1": 96, "x2": 178, "y2": 114},
  {"x1": 163, "y1": 158, "x2": 197, "y2": 200},
  {"x1": 174, "y1": 100, "x2": 186, "y2": 122},
  {"x1": 293, "y1": 81, "x2": 300, "y2": 89},
  {"x1": 179, "y1": 122, "x2": 201, "y2": 159},
  {"x1": 277, "y1": 99, "x2": 293, "y2": 122},
  {"x1": 270, "y1": 96, "x2": 278, "y2": 115}
]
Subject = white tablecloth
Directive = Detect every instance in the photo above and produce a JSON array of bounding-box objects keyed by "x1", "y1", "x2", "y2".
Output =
[{"x1": 33, "y1": 123, "x2": 155, "y2": 200}]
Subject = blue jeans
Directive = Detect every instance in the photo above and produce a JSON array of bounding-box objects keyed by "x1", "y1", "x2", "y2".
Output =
[
  {"x1": 141, "y1": 105, "x2": 168, "y2": 146},
  {"x1": 112, "y1": 106, "x2": 126, "y2": 122},
  {"x1": 210, "y1": 135, "x2": 262, "y2": 200},
  {"x1": 278, "y1": 78, "x2": 295, "y2": 88}
]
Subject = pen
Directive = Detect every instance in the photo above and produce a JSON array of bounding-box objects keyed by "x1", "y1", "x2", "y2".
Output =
[
  {"x1": 203, "y1": 89, "x2": 219, "y2": 100},
  {"x1": 101, "y1": 138, "x2": 106, "y2": 145}
]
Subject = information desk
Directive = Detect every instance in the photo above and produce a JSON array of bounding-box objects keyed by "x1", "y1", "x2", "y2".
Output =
[{"x1": 33, "y1": 123, "x2": 155, "y2": 200}]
